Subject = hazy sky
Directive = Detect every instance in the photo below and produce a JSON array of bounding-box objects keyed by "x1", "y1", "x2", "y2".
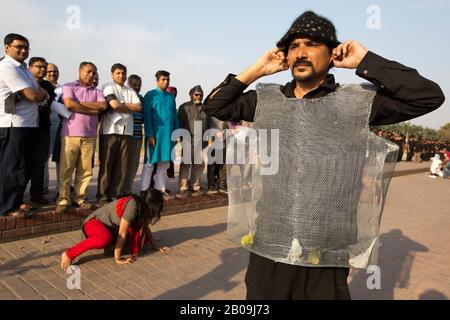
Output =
[{"x1": 1, "y1": 0, "x2": 448, "y2": 129}]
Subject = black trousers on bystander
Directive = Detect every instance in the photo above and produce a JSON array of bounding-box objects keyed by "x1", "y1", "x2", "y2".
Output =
[
  {"x1": 0, "y1": 127, "x2": 36, "y2": 216},
  {"x1": 29, "y1": 127, "x2": 50, "y2": 199}
]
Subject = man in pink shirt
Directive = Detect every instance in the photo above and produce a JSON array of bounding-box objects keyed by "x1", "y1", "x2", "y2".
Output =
[{"x1": 55, "y1": 62, "x2": 107, "y2": 213}]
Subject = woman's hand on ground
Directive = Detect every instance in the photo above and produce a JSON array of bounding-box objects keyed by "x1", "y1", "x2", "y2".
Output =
[{"x1": 60, "y1": 252, "x2": 72, "y2": 272}]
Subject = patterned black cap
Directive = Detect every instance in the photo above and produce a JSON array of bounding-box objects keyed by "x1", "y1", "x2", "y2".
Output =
[{"x1": 277, "y1": 11, "x2": 340, "y2": 50}]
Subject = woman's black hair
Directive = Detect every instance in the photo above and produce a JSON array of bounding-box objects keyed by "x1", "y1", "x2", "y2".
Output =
[{"x1": 133, "y1": 188, "x2": 164, "y2": 226}]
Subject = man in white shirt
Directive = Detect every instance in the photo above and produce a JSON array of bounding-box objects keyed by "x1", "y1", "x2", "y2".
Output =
[
  {"x1": 97, "y1": 63, "x2": 141, "y2": 206},
  {"x1": 0, "y1": 33, "x2": 48, "y2": 217}
]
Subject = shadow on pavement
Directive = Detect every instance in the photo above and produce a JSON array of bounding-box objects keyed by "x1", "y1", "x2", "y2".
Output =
[
  {"x1": 0, "y1": 248, "x2": 61, "y2": 277},
  {"x1": 152, "y1": 247, "x2": 248, "y2": 300},
  {"x1": 153, "y1": 223, "x2": 227, "y2": 248},
  {"x1": 418, "y1": 289, "x2": 448, "y2": 300},
  {"x1": 349, "y1": 229, "x2": 428, "y2": 299}
]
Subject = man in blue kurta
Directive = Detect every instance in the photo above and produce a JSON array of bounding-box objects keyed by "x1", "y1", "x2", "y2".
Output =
[{"x1": 141, "y1": 70, "x2": 179, "y2": 196}]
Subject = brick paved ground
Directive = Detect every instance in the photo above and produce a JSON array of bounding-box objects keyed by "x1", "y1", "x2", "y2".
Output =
[
  {"x1": 1, "y1": 170, "x2": 449, "y2": 300},
  {"x1": 348, "y1": 171, "x2": 450, "y2": 300},
  {"x1": 0, "y1": 207, "x2": 247, "y2": 300}
]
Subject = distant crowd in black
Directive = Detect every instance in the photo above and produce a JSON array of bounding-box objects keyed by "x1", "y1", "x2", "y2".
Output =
[{"x1": 375, "y1": 129, "x2": 450, "y2": 162}]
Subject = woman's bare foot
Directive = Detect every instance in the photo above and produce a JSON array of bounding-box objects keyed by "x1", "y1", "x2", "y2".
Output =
[{"x1": 61, "y1": 252, "x2": 72, "y2": 272}]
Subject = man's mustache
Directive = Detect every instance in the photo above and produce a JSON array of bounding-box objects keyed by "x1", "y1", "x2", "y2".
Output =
[{"x1": 293, "y1": 59, "x2": 312, "y2": 67}]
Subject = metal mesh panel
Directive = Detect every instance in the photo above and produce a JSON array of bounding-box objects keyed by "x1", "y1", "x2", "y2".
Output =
[{"x1": 226, "y1": 84, "x2": 399, "y2": 268}]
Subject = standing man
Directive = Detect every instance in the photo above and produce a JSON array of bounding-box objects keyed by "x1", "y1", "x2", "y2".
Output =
[
  {"x1": 204, "y1": 11, "x2": 445, "y2": 299},
  {"x1": 206, "y1": 118, "x2": 228, "y2": 194},
  {"x1": 0, "y1": 34, "x2": 48, "y2": 217},
  {"x1": 141, "y1": 70, "x2": 179, "y2": 198},
  {"x1": 97, "y1": 64, "x2": 141, "y2": 206},
  {"x1": 414, "y1": 136, "x2": 423, "y2": 163},
  {"x1": 395, "y1": 134, "x2": 405, "y2": 162},
  {"x1": 46, "y1": 63, "x2": 60, "y2": 87},
  {"x1": 55, "y1": 62, "x2": 107, "y2": 213},
  {"x1": 165, "y1": 86, "x2": 177, "y2": 180},
  {"x1": 45, "y1": 63, "x2": 63, "y2": 194},
  {"x1": 123, "y1": 74, "x2": 145, "y2": 195},
  {"x1": 177, "y1": 85, "x2": 211, "y2": 197},
  {"x1": 28, "y1": 57, "x2": 56, "y2": 204},
  {"x1": 407, "y1": 135, "x2": 417, "y2": 162}
]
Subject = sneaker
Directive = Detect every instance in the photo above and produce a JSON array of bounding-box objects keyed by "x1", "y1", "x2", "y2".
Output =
[{"x1": 428, "y1": 175, "x2": 437, "y2": 179}]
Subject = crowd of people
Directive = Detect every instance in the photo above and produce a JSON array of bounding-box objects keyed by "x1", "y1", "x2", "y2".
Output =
[
  {"x1": 375, "y1": 129, "x2": 450, "y2": 162},
  {"x1": 375, "y1": 130, "x2": 450, "y2": 178},
  {"x1": 0, "y1": 33, "x2": 242, "y2": 220}
]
